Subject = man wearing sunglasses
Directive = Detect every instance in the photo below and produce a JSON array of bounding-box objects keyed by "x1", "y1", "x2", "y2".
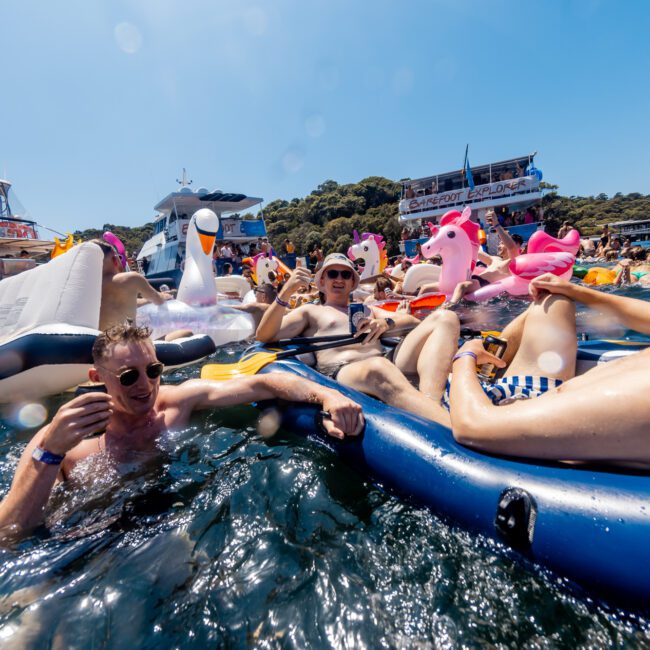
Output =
[
  {"x1": 0, "y1": 324, "x2": 364, "y2": 539},
  {"x1": 257, "y1": 254, "x2": 458, "y2": 424}
]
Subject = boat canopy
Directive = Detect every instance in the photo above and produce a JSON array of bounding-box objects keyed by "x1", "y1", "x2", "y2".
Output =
[{"x1": 154, "y1": 188, "x2": 263, "y2": 214}]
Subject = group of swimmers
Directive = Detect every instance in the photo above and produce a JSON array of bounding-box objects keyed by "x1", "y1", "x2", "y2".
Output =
[{"x1": 1, "y1": 227, "x2": 650, "y2": 541}]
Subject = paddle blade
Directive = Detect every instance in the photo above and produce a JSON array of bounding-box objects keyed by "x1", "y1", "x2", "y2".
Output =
[{"x1": 201, "y1": 351, "x2": 279, "y2": 381}]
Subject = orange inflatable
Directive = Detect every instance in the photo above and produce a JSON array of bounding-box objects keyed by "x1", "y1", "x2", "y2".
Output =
[
  {"x1": 378, "y1": 293, "x2": 446, "y2": 317},
  {"x1": 583, "y1": 267, "x2": 617, "y2": 286}
]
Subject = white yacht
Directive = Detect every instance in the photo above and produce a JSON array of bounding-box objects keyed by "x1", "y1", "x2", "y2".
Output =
[{"x1": 137, "y1": 170, "x2": 265, "y2": 287}]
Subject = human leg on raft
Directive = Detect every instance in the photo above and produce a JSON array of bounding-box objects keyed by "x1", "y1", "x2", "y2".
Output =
[
  {"x1": 499, "y1": 293, "x2": 577, "y2": 382},
  {"x1": 336, "y1": 355, "x2": 451, "y2": 426},
  {"x1": 392, "y1": 309, "x2": 460, "y2": 400}
]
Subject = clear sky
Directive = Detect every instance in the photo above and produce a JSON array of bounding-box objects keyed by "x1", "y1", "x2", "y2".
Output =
[{"x1": 2, "y1": 0, "x2": 649, "y2": 236}]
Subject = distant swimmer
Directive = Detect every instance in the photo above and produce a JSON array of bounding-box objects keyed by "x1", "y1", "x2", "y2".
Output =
[{"x1": 0, "y1": 324, "x2": 364, "y2": 540}]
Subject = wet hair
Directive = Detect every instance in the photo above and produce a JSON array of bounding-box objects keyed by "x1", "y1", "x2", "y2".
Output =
[
  {"x1": 630, "y1": 246, "x2": 647, "y2": 262},
  {"x1": 511, "y1": 234, "x2": 524, "y2": 246},
  {"x1": 90, "y1": 239, "x2": 116, "y2": 256},
  {"x1": 92, "y1": 323, "x2": 152, "y2": 362}
]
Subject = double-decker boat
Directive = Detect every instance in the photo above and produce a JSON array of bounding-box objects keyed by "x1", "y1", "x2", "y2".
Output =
[
  {"x1": 137, "y1": 170, "x2": 266, "y2": 287},
  {"x1": 398, "y1": 153, "x2": 544, "y2": 256},
  {"x1": 0, "y1": 179, "x2": 54, "y2": 280}
]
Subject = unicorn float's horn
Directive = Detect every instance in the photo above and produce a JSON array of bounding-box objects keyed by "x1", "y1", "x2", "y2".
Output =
[{"x1": 353, "y1": 230, "x2": 361, "y2": 244}]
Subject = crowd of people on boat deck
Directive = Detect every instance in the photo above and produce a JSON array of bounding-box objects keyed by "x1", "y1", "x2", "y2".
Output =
[
  {"x1": 403, "y1": 163, "x2": 531, "y2": 199},
  {"x1": 1, "y1": 210, "x2": 650, "y2": 541}
]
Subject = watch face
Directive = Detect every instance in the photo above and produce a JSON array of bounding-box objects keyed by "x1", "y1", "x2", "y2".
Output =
[{"x1": 33, "y1": 447, "x2": 44, "y2": 461}]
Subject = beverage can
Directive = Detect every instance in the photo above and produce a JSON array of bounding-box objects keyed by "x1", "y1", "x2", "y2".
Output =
[
  {"x1": 477, "y1": 335, "x2": 507, "y2": 382},
  {"x1": 349, "y1": 303, "x2": 370, "y2": 335}
]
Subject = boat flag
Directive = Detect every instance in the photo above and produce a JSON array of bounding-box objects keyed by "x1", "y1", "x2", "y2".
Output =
[{"x1": 463, "y1": 144, "x2": 475, "y2": 191}]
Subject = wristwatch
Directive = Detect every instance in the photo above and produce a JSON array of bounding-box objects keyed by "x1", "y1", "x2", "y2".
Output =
[
  {"x1": 384, "y1": 317, "x2": 395, "y2": 330},
  {"x1": 32, "y1": 446, "x2": 65, "y2": 465}
]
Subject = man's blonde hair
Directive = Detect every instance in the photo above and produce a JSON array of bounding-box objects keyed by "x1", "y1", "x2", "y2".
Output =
[{"x1": 92, "y1": 323, "x2": 152, "y2": 362}]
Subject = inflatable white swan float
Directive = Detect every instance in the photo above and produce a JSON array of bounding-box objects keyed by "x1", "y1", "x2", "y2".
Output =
[{"x1": 138, "y1": 209, "x2": 254, "y2": 346}]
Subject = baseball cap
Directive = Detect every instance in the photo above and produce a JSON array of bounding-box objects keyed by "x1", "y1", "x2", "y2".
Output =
[{"x1": 314, "y1": 253, "x2": 360, "y2": 290}]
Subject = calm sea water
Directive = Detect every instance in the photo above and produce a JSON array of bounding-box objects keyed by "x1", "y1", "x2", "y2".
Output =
[{"x1": 1, "y1": 285, "x2": 649, "y2": 648}]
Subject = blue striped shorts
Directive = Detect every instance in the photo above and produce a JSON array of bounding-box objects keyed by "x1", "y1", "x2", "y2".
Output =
[{"x1": 441, "y1": 375, "x2": 563, "y2": 410}]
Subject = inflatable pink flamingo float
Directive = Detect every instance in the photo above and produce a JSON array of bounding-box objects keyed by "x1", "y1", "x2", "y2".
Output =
[{"x1": 420, "y1": 207, "x2": 580, "y2": 301}]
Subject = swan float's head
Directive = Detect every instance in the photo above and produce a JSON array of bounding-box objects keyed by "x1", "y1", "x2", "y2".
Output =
[{"x1": 191, "y1": 209, "x2": 220, "y2": 256}]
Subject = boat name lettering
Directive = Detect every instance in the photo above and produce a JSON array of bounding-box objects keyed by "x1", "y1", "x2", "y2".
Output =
[{"x1": 402, "y1": 176, "x2": 539, "y2": 213}]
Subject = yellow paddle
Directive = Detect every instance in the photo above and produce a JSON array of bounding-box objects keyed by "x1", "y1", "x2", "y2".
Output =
[
  {"x1": 201, "y1": 326, "x2": 502, "y2": 381},
  {"x1": 201, "y1": 336, "x2": 362, "y2": 381}
]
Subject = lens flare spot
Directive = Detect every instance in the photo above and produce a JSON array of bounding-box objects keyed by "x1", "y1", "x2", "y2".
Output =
[
  {"x1": 114, "y1": 22, "x2": 143, "y2": 54},
  {"x1": 257, "y1": 408, "x2": 282, "y2": 439},
  {"x1": 305, "y1": 114, "x2": 325, "y2": 138},
  {"x1": 17, "y1": 403, "x2": 48, "y2": 429},
  {"x1": 537, "y1": 351, "x2": 564, "y2": 375},
  {"x1": 281, "y1": 149, "x2": 304, "y2": 174}
]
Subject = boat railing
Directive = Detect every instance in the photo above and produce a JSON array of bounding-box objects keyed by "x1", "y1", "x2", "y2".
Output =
[{"x1": 399, "y1": 176, "x2": 542, "y2": 218}]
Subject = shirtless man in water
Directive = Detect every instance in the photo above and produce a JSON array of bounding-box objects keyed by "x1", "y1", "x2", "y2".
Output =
[
  {"x1": 94, "y1": 240, "x2": 173, "y2": 330},
  {"x1": 257, "y1": 253, "x2": 459, "y2": 425},
  {"x1": 0, "y1": 324, "x2": 364, "y2": 538}
]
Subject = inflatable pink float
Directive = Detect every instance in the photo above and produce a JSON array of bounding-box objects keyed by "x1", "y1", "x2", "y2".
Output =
[{"x1": 420, "y1": 208, "x2": 580, "y2": 301}]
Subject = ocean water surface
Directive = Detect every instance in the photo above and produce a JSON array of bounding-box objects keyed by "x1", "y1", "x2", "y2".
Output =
[{"x1": 0, "y1": 285, "x2": 649, "y2": 648}]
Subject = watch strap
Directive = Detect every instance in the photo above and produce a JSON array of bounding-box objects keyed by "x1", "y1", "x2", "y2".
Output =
[{"x1": 32, "y1": 446, "x2": 65, "y2": 465}]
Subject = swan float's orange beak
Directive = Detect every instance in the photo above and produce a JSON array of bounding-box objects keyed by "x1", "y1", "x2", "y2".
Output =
[{"x1": 196, "y1": 226, "x2": 216, "y2": 256}]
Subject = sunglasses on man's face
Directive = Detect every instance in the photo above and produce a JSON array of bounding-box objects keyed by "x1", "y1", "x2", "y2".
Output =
[
  {"x1": 325, "y1": 269, "x2": 353, "y2": 280},
  {"x1": 101, "y1": 362, "x2": 164, "y2": 387}
]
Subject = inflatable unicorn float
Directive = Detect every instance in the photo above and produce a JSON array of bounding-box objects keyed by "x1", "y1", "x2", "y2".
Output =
[
  {"x1": 347, "y1": 230, "x2": 445, "y2": 313},
  {"x1": 419, "y1": 207, "x2": 580, "y2": 301},
  {"x1": 347, "y1": 231, "x2": 389, "y2": 280},
  {"x1": 138, "y1": 209, "x2": 254, "y2": 345}
]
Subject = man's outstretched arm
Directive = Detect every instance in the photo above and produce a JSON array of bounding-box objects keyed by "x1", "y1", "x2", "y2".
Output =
[
  {"x1": 256, "y1": 267, "x2": 313, "y2": 342},
  {"x1": 179, "y1": 372, "x2": 365, "y2": 439},
  {"x1": 530, "y1": 274, "x2": 650, "y2": 336}
]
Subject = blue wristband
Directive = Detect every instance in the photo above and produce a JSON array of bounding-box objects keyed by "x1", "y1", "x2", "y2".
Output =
[
  {"x1": 452, "y1": 351, "x2": 478, "y2": 364},
  {"x1": 32, "y1": 446, "x2": 65, "y2": 465},
  {"x1": 275, "y1": 295, "x2": 290, "y2": 308}
]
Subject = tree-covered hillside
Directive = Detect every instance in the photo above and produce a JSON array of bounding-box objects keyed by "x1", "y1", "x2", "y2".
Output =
[
  {"x1": 73, "y1": 223, "x2": 154, "y2": 257},
  {"x1": 72, "y1": 177, "x2": 650, "y2": 257}
]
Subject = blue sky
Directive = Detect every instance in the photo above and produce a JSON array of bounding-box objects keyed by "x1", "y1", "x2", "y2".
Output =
[{"x1": 2, "y1": 0, "x2": 649, "y2": 236}]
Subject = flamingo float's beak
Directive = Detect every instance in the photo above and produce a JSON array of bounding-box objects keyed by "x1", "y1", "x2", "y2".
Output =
[{"x1": 196, "y1": 226, "x2": 216, "y2": 256}]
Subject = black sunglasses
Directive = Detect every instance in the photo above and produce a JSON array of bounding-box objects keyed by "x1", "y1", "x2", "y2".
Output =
[
  {"x1": 325, "y1": 269, "x2": 353, "y2": 280},
  {"x1": 100, "y1": 362, "x2": 164, "y2": 387}
]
